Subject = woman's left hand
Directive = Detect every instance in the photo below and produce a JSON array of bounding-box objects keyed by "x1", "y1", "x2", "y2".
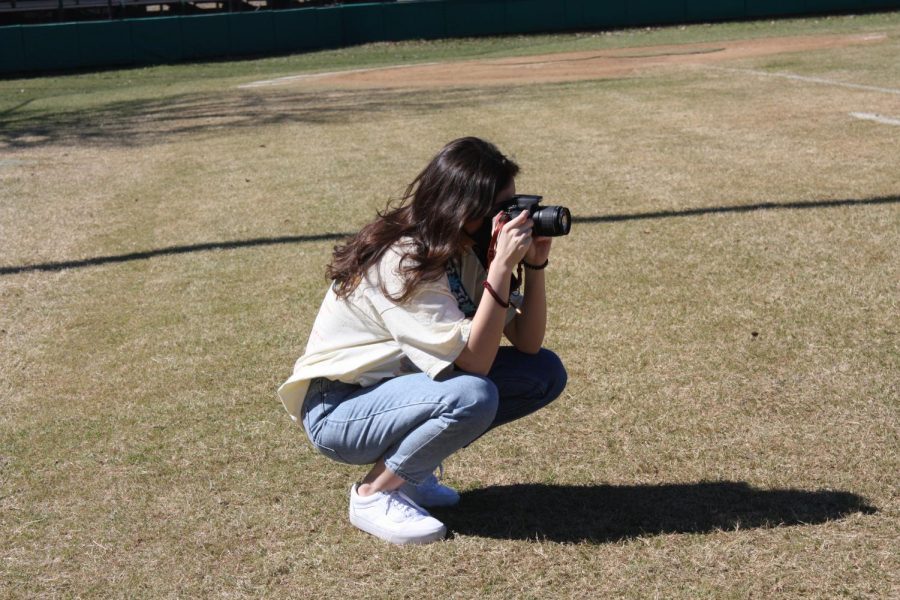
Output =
[{"x1": 524, "y1": 235, "x2": 552, "y2": 266}]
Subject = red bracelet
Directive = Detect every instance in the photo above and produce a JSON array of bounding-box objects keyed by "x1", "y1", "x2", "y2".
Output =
[{"x1": 482, "y1": 280, "x2": 510, "y2": 308}]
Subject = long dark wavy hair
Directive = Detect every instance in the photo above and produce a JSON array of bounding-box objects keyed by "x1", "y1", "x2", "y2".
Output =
[{"x1": 327, "y1": 137, "x2": 520, "y2": 302}]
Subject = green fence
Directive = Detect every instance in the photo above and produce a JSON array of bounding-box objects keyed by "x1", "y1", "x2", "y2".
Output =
[{"x1": 2, "y1": 0, "x2": 899, "y2": 75}]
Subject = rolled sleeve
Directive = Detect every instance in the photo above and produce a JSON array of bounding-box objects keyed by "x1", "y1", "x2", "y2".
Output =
[{"x1": 370, "y1": 284, "x2": 471, "y2": 379}]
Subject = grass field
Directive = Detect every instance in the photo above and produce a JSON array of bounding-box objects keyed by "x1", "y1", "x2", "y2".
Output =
[{"x1": 2, "y1": 11, "x2": 899, "y2": 599}]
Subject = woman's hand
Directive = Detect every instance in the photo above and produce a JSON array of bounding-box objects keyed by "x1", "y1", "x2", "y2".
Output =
[
  {"x1": 493, "y1": 211, "x2": 533, "y2": 271},
  {"x1": 524, "y1": 235, "x2": 552, "y2": 266}
]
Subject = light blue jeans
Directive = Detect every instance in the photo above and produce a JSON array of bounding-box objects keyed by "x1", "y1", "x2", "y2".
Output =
[{"x1": 301, "y1": 347, "x2": 567, "y2": 485}]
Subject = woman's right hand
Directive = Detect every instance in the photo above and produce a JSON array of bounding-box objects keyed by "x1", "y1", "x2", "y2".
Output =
[
  {"x1": 457, "y1": 210, "x2": 531, "y2": 376},
  {"x1": 492, "y1": 210, "x2": 533, "y2": 271}
]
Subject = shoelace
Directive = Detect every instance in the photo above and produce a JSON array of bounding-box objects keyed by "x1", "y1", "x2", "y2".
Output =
[{"x1": 385, "y1": 490, "x2": 425, "y2": 518}]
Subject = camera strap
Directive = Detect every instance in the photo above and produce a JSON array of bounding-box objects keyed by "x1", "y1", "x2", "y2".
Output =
[
  {"x1": 485, "y1": 213, "x2": 508, "y2": 270},
  {"x1": 486, "y1": 213, "x2": 523, "y2": 295}
]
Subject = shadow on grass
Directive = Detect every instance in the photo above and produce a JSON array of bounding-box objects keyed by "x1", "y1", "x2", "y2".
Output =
[
  {"x1": 576, "y1": 194, "x2": 900, "y2": 223},
  {"x1": 0, "y1": 231, "x2": 348, "y2": 275},
  {"x1": 2, "y1": 194, "x2": 898, "y2": 276},
  {"x1": 7, "y1": 196, "x2": 900, "y2": 276},
  {"x1": 432, "y1": 481, "x2": 876, "y2": 543},
  {"x1": 0, "y1": 85, "x2": 539, "y2": 149}
]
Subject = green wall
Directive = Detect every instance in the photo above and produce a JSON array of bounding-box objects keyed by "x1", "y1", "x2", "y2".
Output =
[{"x1": 1, "y1": 0, "x2": 899, "y2": 75}]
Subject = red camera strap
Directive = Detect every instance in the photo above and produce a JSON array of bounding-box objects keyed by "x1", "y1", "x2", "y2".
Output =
[
  {"x1": 485, "y1": 213, "x2": 509, "y2": 271},
  {"x1": 485, "y1": 213, "x2": 523, "y2": 297}
]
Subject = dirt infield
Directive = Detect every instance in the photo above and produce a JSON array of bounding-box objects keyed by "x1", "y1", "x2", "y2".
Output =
[{"x1": 240, "y1": 32, "x2": 887, "y2": 90}]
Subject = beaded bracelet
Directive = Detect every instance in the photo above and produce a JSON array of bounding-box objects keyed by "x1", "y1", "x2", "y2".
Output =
[{"x1": 523, "y1": 259, "x2": 549, "y2": 270}]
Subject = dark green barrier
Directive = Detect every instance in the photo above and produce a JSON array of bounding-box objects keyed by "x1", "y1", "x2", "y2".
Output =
[
  {"x1": 22, "y1": 23, "x2": 82, "y2": 71},
  {"x1": 229, "y1": 12, "x2": 275, "y2": 56},
  {"x1": 180, "y1": 14, "x2": 230, "y2": 60},
  {"x1": 3, "y1": 0, "x2": 900, "y2": 75},
  {"x1": 579, "y1": 1, "x2": 628, "y2": 29},
  {"x1": 810, "y1": 0, "x2": 868, "y2": 12},
  {"x1": 626, "y1": 0, "x2": 686, "y2": 26},
  {"x1": 341, "y1": 3, "x2": 387, "y2": 45},
  {"x1": 506, "y1": 0, "x2": 567, "y2": 34},
  {"x1": 383, "y1": 0, "x2": 446, "y2": 40},
  {"x1": 0, "y1": 26, "x2": 23, "y2": 75},
  {"x1": 276, "y1": 7, "x2": 342, "y2": 51},
  {"x1": 79, "y1": 21, "x2": 132, "y2": 67},
  {"x1": 687, "y1": 0, "x2": 746, "y2": 22},
  {"x1": 316, "y1": 7, "x2": 344, "y2": 49},
  {"x1": 445, "y1": 0, "x2": 507, "y2": 37},
  {"x1": 746, "y1": 0, "x2": 806, "y2": 17},
  {"x1": 131, "y1": 17, "x2": 183, "y2": 64}
]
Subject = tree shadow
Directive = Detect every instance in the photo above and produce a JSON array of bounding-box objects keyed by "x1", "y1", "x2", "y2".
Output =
[
  {"x1": 431, "y1": 481, "x2": 876, "y2": 543},
  {"x1": 0, "y1": 83, "x2": 566, "y2": 149}
]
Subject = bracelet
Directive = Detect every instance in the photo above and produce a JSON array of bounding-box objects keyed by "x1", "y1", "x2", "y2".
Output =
[
  {"x1": 481, "y1": 280, "x2": 510, "y2": 308},
  {"x1": 523, "y1": 259, "x2": 549, "y2": 270}
]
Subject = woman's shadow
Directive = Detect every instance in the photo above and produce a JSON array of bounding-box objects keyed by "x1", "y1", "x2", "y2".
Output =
[{"x1": 431, "y1": 481, "x2": 875, "y2": 543}]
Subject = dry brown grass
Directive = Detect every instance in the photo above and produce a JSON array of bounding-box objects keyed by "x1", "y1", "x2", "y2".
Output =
[{"x1": 1, "y1": 13, "x2": 898, "y2": 599}]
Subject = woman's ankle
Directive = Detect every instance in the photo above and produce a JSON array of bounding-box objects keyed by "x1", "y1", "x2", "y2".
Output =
[
  {"x1": 358, "y1": 467, "x2": 406, "y2": 497},
  {"x1": 357, "y1": 482, "x2": 378, "y2": 497}
]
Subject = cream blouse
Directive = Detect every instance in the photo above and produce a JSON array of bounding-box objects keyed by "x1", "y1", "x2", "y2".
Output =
[{"x1": 277, "y1": 239, "x2": 516, "y2": 422}]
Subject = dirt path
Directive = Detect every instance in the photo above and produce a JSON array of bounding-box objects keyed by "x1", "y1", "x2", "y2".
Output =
[{"x1": 240, "y1": 32, "x2": 887, "y2": 90}]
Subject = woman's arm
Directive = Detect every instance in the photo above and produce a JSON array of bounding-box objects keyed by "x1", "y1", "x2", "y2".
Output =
[
  {"x1": 454, "y1": 211, "x2": 532, "y2": 375},
  {"x1": 504, "y1": 236, "x2": 551, "y2": 354},
  {"x1": 504, "y1": 265, "x2": 546, "y2": 354}
]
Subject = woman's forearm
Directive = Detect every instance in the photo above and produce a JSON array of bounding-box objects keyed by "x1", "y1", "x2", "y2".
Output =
[
  {"x1": 457, "y1": 210, "x2": 533, "y2": 374},
  {"x1": 509, "y1": 268, "x2": 546, "y2": 353},
  {"x1": 454, "y1": 264, "x2": 513, "y2": 375}
]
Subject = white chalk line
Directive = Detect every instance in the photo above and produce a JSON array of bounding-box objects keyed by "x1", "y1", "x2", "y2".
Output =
[
  {"x1": 849, "y1": 112, "x2": 900, "y2": 126},
  {"x1": 238, "y1": 62, "x2": 440, "y2": 89},
  {"x1": 705, "y1": 65, "x2": 900, "y2": 96}
]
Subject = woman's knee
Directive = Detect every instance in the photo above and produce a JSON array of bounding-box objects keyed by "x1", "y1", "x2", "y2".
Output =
[
  {"x1": 536, "y1": 348, "x2": 568, "y2": 400},
  {"x1": 499, "y1": 347, "x2": 568, "y2": 401},
  {"x1": 441, "y1": 374, "x2": 499, "y2": 427}
]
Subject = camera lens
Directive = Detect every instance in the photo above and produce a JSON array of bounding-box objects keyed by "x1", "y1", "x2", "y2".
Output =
[{"x1": 532, "y1": 206, "x2": 571, "y2": 237}]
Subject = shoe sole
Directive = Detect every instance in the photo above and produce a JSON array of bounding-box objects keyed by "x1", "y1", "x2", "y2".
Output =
[{"x1": 349, "y1": 511, "x2": 447, "y2": 545}]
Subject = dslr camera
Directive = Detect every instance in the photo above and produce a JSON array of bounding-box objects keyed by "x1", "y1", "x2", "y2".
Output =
[{"x1": 502, "y1": 195, "x2": 572, "y2": 237}]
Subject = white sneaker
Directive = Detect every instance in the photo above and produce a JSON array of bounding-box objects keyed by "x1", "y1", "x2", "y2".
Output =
[
  {"x1": 401, "y1": 473, "x2": 461, "y2": 508},
  {"x1": 348, "y1": 484, "x2": 447, "y2": 545}
]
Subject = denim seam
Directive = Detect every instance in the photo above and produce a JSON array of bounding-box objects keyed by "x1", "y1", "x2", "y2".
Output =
[
  {"x1": 314, "y1": 398, "x2": 456, "y2": 475},
  {"x1": 384, "y1": 419, "x2": 452, "y2": 485},
  {"x1": 308, "y1": 421, "x2": 349, "y2": 462},
  {"x1": 316, "y1": 400, "x2": 449, "y2": 425},
  {"x1": 382, "y1": 462, "x2": 419, "y2": 485}
]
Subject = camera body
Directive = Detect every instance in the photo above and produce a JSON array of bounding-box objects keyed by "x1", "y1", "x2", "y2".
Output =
[{"x1": 502, "y1": 195, "x2": 572, "y2": 237}]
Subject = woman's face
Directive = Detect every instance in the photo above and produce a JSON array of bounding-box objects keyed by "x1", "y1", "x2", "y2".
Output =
[{"x1": 463, "y1": 179, "x2": 517, "y2": 237}]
